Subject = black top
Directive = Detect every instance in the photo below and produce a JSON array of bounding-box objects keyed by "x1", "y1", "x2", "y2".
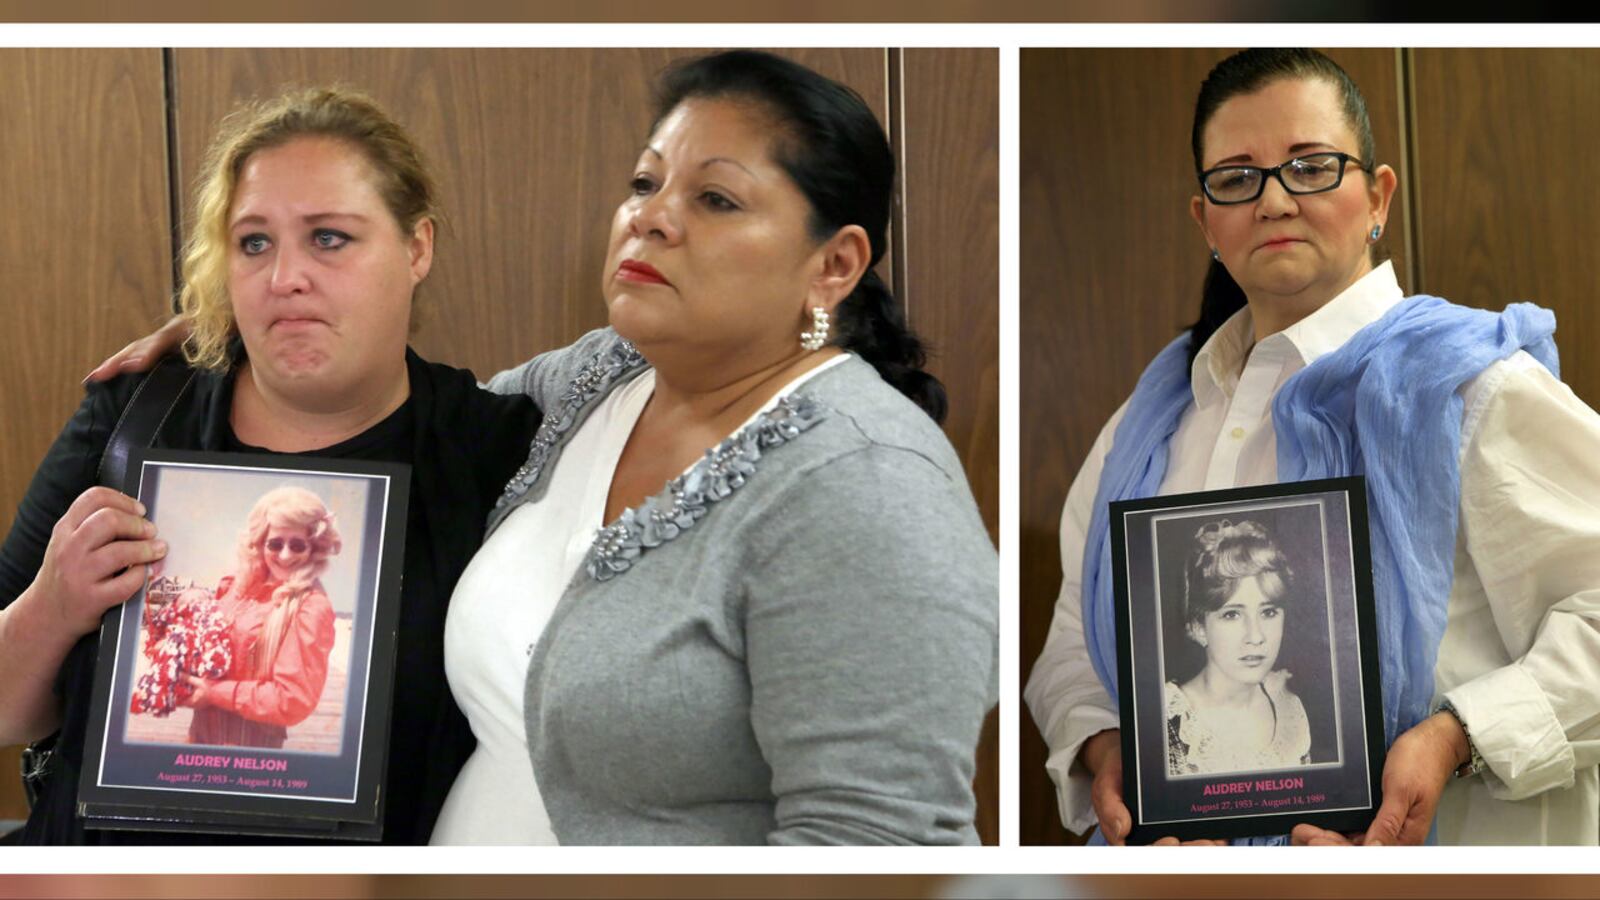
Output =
[{"x1": 0, "y1": 349, "x2": 541, "y2": 844}]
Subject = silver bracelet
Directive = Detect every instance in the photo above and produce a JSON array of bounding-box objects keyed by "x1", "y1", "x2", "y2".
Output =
[{"x1": 1435, "y1": 698, "x2": 1487, "y2": 778}]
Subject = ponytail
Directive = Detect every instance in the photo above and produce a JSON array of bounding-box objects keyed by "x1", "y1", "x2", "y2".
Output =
[{"x1": 834, "y1": 270, "x2": 948, "y2": 423}]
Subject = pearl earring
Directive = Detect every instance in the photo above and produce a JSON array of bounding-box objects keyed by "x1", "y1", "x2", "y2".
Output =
[
  {"x1": 800, "y1": 306, "x2": 830, "y2": 351},
  {"x1": 1369, "y1": 224, "x2": 1382, "y2": 242},
  {"x1": 1210, "y1": 247, "x2": 1220, "y2": 261}
]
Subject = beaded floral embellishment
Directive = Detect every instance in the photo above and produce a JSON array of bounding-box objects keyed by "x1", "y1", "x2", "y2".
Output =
[
  {"x1": 495, "y1": 337, "x2": 647, "y2": 512},
  {"x1": 585, "y1": 394, "x2": 827, "y2": 581}
]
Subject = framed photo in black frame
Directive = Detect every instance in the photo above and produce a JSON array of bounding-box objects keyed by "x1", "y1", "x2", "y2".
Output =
[
  {"x1": 77, "y1": 448, "x2": 409, "y2": 840},
  {"x1": 1111, "y1": 477, "x2": 1385, "y2": 843}
]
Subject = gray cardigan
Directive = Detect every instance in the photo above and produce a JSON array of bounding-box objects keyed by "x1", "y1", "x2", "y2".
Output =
[{"x1": 485, "y1": 328, "x2": 998, "y2": 845}]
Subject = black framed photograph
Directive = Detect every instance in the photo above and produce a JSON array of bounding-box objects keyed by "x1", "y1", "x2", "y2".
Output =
[
  {"x1": 77, "y1": 449, "x2": 409, "y2": 840},
  {"x1": 1111, "y1": 477, "x2": 1385, "y2": 843}
]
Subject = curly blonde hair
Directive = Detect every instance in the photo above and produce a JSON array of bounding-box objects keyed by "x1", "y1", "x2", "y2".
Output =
[
  {"x1": 178, "y1": 86, "x2": 441, "y2": 371},
  {"x1": 229, "y1": 486, "x2": 343, "y2": 676}
]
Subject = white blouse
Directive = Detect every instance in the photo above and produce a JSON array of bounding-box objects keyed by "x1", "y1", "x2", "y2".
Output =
[
  {"x1": 432, "y1": 354, "x2": 849, "y2": 845},
  {"x1": 1024, "y1": 262, "x2": 1600, "y2": 844}
]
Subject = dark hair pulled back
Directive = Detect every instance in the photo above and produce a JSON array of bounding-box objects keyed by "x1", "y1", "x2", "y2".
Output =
[
  {"x1": 651, "y1": 50, "x2": 947, "y2": 423},
  {"x1": 1187, "y1": 49, "x2": 1377, "y2": 371}
]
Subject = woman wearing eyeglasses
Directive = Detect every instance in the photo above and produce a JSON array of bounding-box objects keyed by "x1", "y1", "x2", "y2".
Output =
[
  {"x1": 1025, "y1": 48, "x2": 1600, "y2": 846},
  {"x1": 177, "y1": 487, "x2": 342, "y2": 749}
]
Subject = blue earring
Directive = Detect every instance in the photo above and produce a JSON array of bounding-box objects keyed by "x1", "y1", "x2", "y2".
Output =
[
  {"x1": 1210, "y1": 247, "x2": 1221, "y2": 261},
  {"x1": 1369, "y1": 224, "x2": 1382, "y2": 241}
]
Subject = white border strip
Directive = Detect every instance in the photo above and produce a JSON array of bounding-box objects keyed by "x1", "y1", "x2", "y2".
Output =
[
  {"x1": 0, "y1": 22, "x2": 1599, "y2": 49},
  {"x1": 0, "y1": 844, "x2": 1590, "y2": 875},
  {"x1": 997, "y1": 41, "x2": 1019, "y2": 851}
]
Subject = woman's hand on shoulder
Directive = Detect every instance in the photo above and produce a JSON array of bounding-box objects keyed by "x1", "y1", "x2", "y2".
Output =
[
  {"x1": 24, "y1": 486, "x2": 165, "y2": 640},
  {"x1": 83, "y1": 315, "x2": 189, "y2": 383}
]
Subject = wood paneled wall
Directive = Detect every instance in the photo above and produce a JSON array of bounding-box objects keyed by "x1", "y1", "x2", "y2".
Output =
[
  {"x1": 1408, "y1": 49, "x2": 1600, "y2": 408},
  {"x1": 1020, "y1": 47, "x2": 1600, "y2": 844},
  {"x1": 0, "y1": 48, "x2": 998, "y2": 842},
  {"x1": 0, "y1": 48, "x2": 175, "y2": 821},
  {"x1": 0, "y1": 48, "x2": 176, "y2": 557},
  {"x1": 899, "y1": 49, "x2": 1001, "y2": 844}
]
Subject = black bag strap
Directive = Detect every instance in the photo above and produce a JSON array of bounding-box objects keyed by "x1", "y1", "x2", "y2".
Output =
[
  {"x1": 21, "y1": 354, "x2": 195, "y2": 813},
  {"x1": 95, "y1": 354, "x2": 196, "y2": 490}
]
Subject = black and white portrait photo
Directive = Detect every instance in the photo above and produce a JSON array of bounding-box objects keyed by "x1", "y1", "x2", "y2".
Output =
[
  {"x1": 1158, "y1": 510, "x2": 1338, "y2": 779},
  {"x1": 1111, "y1": 478, "x2": 1385, "y2": 842}
]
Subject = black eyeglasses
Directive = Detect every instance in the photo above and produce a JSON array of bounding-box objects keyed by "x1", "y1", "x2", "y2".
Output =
[
  {"x1": 265, "y1": 537, "x2": 309, "y2": 554},
  {"x1": 1198, "y1": 152, "x2": 1372, "y2": 205}
]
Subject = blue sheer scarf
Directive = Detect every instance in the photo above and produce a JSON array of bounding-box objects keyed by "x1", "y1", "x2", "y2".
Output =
[{"x1": 1080, "y1": 295, "x2": 1558, "y2": 845}]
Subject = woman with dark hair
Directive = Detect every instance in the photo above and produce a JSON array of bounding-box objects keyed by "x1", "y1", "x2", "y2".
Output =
[
  {"x1": 432, "y1": 49, "x2": 993, "y2": 846},
  {"x1": 1165, "y1": 519, "x2": 1309, "y2": 777},
  {"x1": 1025, "y1": 48, "x2": 1600, "y2": 846},
  {"x1": 96, "y1": 51, "x2": 996, "y2": 846}
]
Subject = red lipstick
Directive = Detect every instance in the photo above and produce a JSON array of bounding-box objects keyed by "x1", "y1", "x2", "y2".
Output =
[{"x1": 616, "y1": 259, "x2": 670, "y2": 286}]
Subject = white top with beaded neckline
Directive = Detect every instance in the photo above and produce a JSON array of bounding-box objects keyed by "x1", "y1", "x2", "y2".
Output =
[{"x1": 431, "y1": 352, "x2": 849, "y2": 845}]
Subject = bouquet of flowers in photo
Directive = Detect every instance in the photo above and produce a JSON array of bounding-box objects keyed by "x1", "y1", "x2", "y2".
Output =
[{"x1": 130, "y1": 587, "x2": 233, "y2": 717}]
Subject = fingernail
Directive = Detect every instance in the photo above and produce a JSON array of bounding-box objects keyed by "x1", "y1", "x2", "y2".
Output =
[
  {"x1": 134, "y1": 501, "x2": 146, "y2": 515},
  {"x1": 1369, "y1": 839, "x2": 1383, "y2": 847},
  {"x1": 153, "y1": 540, "x2": 167, "y2": 554}
]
